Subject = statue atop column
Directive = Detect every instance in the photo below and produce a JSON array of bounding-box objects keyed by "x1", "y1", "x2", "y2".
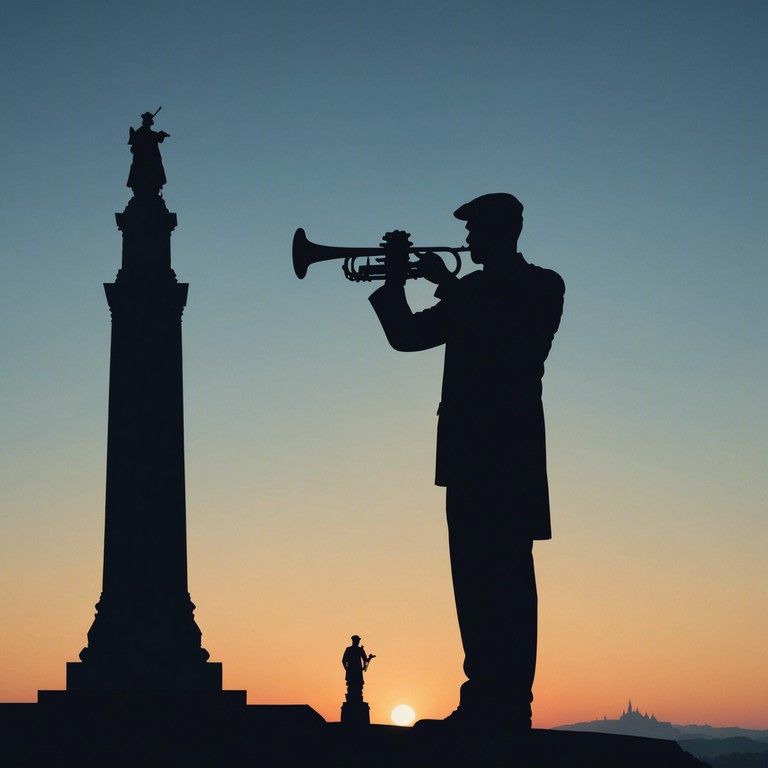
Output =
[{"x1": 127, "y1": 108, "x2": 170, "y2": 196}]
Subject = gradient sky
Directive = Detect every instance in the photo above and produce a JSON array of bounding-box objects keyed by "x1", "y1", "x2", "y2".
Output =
[{"x1": 1, "y1": 1, "x2": 766, "y2": 729}]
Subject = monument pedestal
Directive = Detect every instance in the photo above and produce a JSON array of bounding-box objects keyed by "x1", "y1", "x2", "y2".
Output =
[
  {"x1": 38, "y1": 688, "x2": 246, "y2": 708},
  {"x1": 12, "y1": 120, "x2": 326, "y2": 764},
  {"x1": 65, "y1": 658, "x2": 223, "y2": 692}
]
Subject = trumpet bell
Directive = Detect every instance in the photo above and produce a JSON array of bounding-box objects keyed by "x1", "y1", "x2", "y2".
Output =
[
  {"x1": 292, "y1": 228, "x2": 311, "y2": 279},
  {"x1": 293, "y1": 228, "x2": 385, "y2": 280}
]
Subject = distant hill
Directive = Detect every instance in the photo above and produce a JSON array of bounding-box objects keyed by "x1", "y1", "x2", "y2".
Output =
[
  {"x1": 709, "y1": 756, "x2": 768, "y2": 768},
  {"x1": 678, "y1": 737, "x2": 768, "y2": 762},
  {"x1": 676, "y1": 725, "x2": 768, "y2": 742},
  {"x1": 554, "y1": 701, "x2": 768, "y2": 768}
]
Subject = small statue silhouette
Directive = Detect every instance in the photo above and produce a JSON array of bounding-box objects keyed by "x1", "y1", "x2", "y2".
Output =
[
  {"x1": 341, "y1": 635, "x2": 375, "y2": 704},
  {"x1": 126, "y1": 108, "x2": 170, "y2": 196}
]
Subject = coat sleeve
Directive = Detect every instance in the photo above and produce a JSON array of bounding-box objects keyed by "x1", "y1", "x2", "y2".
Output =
[
  {"x1": 369, "y1": 283, "x2": 449, "y2": 352},
  {"x1": 543, "y1": 270, "x2": 565, "y2": 340}
]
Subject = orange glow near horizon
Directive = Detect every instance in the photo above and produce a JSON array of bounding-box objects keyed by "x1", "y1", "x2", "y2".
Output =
[{"x1": 3, "y1": 486, "x2": 766, "y2": 731}]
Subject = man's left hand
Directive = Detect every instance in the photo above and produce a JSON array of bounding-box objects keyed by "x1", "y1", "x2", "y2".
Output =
[{"x1": 381, "y1": 230, "x2": 412, "y2": 286}]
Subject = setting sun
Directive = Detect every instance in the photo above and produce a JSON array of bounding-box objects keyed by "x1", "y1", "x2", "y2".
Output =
[{"x1": 391, "y1": 705, "x2": 416, "y2": 726}]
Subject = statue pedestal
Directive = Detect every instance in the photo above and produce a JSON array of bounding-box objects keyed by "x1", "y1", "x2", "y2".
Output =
[{"x1": 340, "y1": 700, "x2": 370, "y2": 726}]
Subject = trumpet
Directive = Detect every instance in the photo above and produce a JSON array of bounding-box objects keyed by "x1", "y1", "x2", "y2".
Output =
[{"x1": 293, "y1": 228, "x2": 468, "y2": 282}]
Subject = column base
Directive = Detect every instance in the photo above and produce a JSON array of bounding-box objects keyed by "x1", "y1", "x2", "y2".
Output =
[
  {"x1": 39, "y1": 687, "x2": 245, "y2": 707},
  {"x1": 66, "y1": 659, "x2": 223, "y2": 692}
]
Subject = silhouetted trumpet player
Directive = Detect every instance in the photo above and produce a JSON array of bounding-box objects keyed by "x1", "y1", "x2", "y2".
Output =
[
  {"x1": 366, "y1": 194, "x2": 565, "y2": 733},
  {"x1": 292, "y1": 227, "x2": 468, "y2": 282}
]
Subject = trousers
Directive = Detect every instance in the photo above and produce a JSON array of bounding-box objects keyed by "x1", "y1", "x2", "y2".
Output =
[{"x1": 446, "y1": 482, "x2": 538, "y2": 725}]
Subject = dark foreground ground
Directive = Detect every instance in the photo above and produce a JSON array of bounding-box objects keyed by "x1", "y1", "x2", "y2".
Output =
[{"x1": 1, "y1": 694, "x2": 709, "y2": 767}]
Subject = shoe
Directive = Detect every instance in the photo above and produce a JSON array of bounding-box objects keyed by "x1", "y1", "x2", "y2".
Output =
[{"x1": 414, "y1": 707, "x2": 530, "y2": 735}]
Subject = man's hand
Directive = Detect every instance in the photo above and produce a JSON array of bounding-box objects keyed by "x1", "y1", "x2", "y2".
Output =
[
  {"x1": 381, "y1": 230, "x2": 412, "y2": 287},
  {"x1": 414, "y1": 250, "x2": 453, "y2": 285}
]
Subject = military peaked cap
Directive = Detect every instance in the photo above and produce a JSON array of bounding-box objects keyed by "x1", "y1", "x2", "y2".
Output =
[{"x1": 453, "y1": 192, "x2": 524, "y2": 222}]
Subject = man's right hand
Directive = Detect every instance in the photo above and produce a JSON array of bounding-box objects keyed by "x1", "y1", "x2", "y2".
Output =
[{"x1": 414, "y1": 250, "x2": 453, "y2": 285}]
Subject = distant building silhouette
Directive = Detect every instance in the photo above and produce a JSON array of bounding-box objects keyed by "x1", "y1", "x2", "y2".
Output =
[{"x1": 619, "y1": 699, "x2": 670, "y2": 730}]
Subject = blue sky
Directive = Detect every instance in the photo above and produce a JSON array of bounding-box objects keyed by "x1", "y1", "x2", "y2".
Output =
[{"x1": 1, "y1": 1, "x2": 766, "y2": 726}]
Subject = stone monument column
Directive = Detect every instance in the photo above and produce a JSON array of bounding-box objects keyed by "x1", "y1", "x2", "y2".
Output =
[{"x1": 66, "y1": 114, "x2": 221, "y2": 692}]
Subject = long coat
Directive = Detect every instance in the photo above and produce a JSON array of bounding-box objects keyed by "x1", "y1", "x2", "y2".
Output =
[
  {"x1": 342, "y1": 645, "x2": 367, "y2": 688},
  {"x1": 369, "y1": 256, "x2": 564, "y2": 539},
  {"x1": 127, "y1": 125, "x2": 168, "y2": 193}
]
